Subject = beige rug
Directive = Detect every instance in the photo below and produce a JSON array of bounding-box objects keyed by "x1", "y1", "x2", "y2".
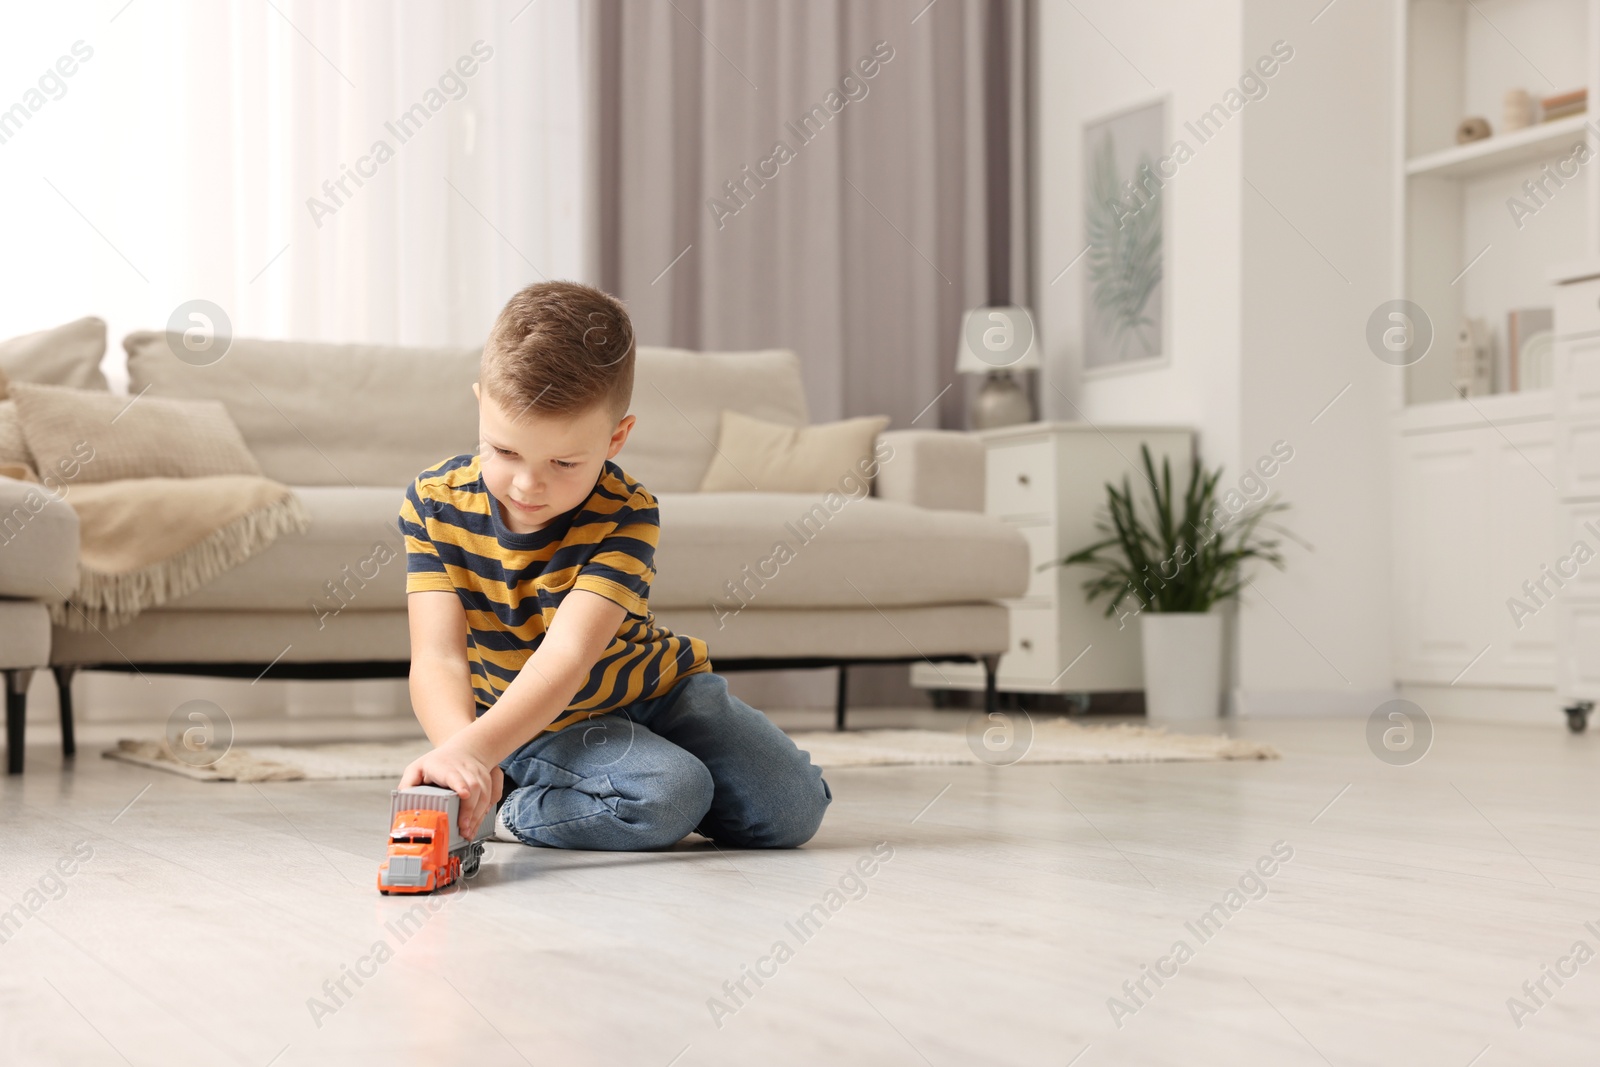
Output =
[
  {"x1": 105, "y1": 721, "x2": 1278, "y2": 782},
  {"x1": 104, "y1": 738, "x2": 433, "y2": 782},
  {"x1": 792, "y1": 721, "x2": 1278, "y2": 767}
]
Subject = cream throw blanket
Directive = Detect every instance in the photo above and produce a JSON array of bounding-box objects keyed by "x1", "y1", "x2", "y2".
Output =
[{"x1": 1, "y1": 461, "x2": 311, "y2": 632}]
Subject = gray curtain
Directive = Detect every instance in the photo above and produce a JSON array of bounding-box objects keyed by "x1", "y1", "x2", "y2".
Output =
[
  {"x1": 582, "y1": 0, "x2": 1030, "y2": 712},
  {"x1": 582, "y1": 0, "x2": 1031, "y2": 432}
]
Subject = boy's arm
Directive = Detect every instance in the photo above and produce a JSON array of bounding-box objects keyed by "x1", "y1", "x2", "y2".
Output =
[
  {"x1": 405, "y1": 590, "x2": 478, "y2": 746},
  {"x1": 399, "y1": 589, "x2": 627, "y2": 838},
  {"x1": 399, "y1": 480, "x2": 479, "y2": 746}
]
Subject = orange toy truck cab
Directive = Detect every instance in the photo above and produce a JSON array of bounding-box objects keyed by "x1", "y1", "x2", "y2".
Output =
[{"x1": 377, "y1": 785, "x2": 487, "y2": 895}]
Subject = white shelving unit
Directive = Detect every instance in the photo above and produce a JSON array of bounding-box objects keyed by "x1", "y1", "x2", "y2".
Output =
[
  {"x1": 1550, "y1": 265, "x2": 1600, "y2": 726},
  {"x1": 1392, "y1": 0, "x2": 1597, "y2": 709},
  {"x1": 1406, "y1": 112, "x2": 1592, "y2": 178},
  {"x1": 1398, "y1": 0, "x2": 1597, "y2": 405}
]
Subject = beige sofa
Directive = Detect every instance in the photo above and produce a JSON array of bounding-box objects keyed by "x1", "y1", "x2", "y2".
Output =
[
  {"x1": 4, "y1": 326, "x2": 1028, "y2": 770},
  {"x1": 1, "y1": 528, "x2": 78, "y2": 774}
]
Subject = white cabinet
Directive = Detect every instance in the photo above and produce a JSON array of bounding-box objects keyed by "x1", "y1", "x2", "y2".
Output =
[
  {"x1": 911, "y1": 422, "x2": 1192, "y2": 696},
  {"x1": 1555, "y1": 270, "x2": 1600, "y2": 705},
  {"x1": 1390, "y1": 0, "x2": 1600, "y2": 708},
  {"x1": 1488, "y1": 421, "x2": 1563, "y2": 682},
  {"x1": 1393, "y1": 394, "x2": 1560, "y2": 688},
  {"x1": 1558, "y1": 501, "x2": 1600, "y2": 700},
  {"x1": 1399, "y1": 270, "x2": 1600, "y2": 707},
  {"x1": 1394, "y1": 427, "x2": 1491, "y2": 678},
  {"x1": 1560, "y1": 601, "x2": 1600, "y2": 699}
]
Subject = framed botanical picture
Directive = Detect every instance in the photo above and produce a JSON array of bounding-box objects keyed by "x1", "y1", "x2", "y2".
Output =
[{"x1": 1082, "y1": 96, "x2": 1167, "y2": 374}]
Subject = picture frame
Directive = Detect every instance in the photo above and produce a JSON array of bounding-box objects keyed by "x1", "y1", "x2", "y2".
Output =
[{"x1": 1082, "y1": 95, "x2": 1169, "y2": 377}]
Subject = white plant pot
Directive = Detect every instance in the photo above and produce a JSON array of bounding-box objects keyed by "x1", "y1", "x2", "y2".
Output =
[{"x1": 1139, "y1": 612, "x2": 1224, "y2": 723}]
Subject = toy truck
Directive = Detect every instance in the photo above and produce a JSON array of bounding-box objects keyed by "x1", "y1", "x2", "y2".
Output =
[{"x1": 377, "y1": 785, "x2": 489, "y2": 895}]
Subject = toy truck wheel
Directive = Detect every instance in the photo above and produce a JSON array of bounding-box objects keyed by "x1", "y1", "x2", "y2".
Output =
[{"x1": 462, "y1": 842, "x2": 484, "y2": 878}]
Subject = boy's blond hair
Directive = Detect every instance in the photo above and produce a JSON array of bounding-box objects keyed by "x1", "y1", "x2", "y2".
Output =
[{"x1": 481, "y1": 281, "x2": 635, "y2": 422}]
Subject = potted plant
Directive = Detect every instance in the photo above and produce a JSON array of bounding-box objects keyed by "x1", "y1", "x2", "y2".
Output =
[{"x1": 1047, "y1": 444, "x2": 1296, "y2": 723}]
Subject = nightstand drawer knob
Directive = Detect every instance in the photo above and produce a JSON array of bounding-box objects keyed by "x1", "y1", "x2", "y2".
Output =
[
  {"x1": 1019, "y1": 638, "x2": 1033, "y2": 650},
  {"x1": 1017, "y1": 473, "x2": 1030, "y2": 486}
]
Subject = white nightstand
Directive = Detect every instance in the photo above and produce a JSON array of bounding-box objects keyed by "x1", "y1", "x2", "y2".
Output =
[{"x1": 911, "y1": 420, "x2": 1194, "y2": 699}]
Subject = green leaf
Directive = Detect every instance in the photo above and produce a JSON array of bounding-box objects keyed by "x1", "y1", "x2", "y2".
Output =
[
  {"x1": 1050, "y1": 444, "x2": 1304, "y2": 615},
  {"x1": 1085, "y1": 131, "x2": 1163, "y2": 361}
]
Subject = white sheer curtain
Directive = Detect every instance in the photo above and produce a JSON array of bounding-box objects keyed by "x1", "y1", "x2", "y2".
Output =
[{"x1": 0, "y1": 0, "x2": 587, "y2": 391}]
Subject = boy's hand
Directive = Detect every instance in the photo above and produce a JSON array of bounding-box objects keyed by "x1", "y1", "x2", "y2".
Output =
[{"x1": 399, "y1": 740, "x2": 503, "y2": 840}]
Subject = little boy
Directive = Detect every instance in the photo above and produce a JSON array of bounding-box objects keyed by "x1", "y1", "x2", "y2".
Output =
[{"x1": 395, "y1": 281, "x2": 832, "y2": 851}]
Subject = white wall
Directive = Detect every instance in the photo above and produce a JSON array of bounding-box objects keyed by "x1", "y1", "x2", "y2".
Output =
[
  {"x1": 1237, "y1": 0, "x2": 1396, "y2": 711},
  {"x1": 1034, "y1": 0, "x2": 1245, "y2": 477},
  {"x1": 1033, "y1": 0, "x2": 1396, "y2": 713}
]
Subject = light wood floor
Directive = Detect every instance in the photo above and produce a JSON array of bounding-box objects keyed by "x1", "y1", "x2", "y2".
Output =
[{"x1": 2, "y1": 714, "x2": 1598, "y2": 1066}]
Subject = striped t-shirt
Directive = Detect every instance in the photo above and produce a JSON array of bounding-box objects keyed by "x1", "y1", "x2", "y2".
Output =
[{"x1": 398, "y1": 453, "x2": 712, "y2": 734}]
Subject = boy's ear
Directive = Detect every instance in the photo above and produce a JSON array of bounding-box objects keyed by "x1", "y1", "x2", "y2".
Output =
[
  {"x1": 472, "y1": 381, "x2": 481, "y2": 401},
  {"x1": 607, "y1": 414, "x2": 636, "y2": 459}
]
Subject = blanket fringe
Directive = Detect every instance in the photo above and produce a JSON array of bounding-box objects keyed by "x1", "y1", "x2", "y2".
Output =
[{"x1": 49, "y1": 493, "x2": 314, "y2": 633}]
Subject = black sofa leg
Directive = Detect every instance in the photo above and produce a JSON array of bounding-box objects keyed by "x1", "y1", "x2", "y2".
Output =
[
  {"x1": 53, "y1": 665, "x2": 77, "y2": 759},
  {"x1": 835, "y1": 665, "x2": 849, "y2": 732},
  {"x1": 6, "y1": 668, "x2": 34, "y2": 775},
  {"x1": 981, "y1": 655, "x2": 999, "y2": 716}
]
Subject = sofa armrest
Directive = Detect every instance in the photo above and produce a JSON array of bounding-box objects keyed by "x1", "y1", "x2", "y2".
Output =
[
  {"x1": 0, "y1": 477, "x2": 80, "y2": 600},
  {"x1": 873, "y1": 430, "x2": 984, "y2": 512}
]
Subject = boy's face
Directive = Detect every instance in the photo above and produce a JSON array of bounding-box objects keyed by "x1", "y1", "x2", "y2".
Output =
[{"x1": 472, "y1": 381, "x2": 635, "y2": 535}]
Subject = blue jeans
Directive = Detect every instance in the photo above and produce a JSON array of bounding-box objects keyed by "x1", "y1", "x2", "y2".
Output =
[{"x1": 497, "y1": 672, "x2": 832, "y2": 850}]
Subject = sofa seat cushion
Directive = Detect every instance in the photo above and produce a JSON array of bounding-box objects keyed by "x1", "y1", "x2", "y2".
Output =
[
  {"x1": 156, "y1": 485, "x2": 1029, "y2": 617},
  {"x1": 650, "y1": 492, "x2": 1028, "y2": 611},
  {"x1": 654, "y1": 603, "x2": 1011, "y2": 660},
  {"x1": 159, "y1": 485, "x2": 409, "y2": 614}
]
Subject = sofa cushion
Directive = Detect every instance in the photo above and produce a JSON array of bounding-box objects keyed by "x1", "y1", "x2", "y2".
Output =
[
  {"x1": 48, "y1": 599, "x2": 1011, "y2": 666},
  {"x1": 1, "y1": 317, "x2": 109, "y2": 392},
  {"x1": 0, "y1": 476, "x2": 80, "y2": 601},
  {"x1": 158, "y1": 484, "x2": 1029, "y2": 616},
  {"x1": 158, "y1": 485, "x2": 409, "y2": 614},
  {"x1": 12, "y1": 381, "x2": 262, "y2": 483},
  {"x1": 0, "y1": 401, "x2": 31, "y2": 476},
  {"x1": 698, "y1": 410, "x2": 890, "y2": 493},
  {"x1": 619, "y1": 347, "x2": 809, "y2": 491},
  {"x1": 125, "y1": 332, "x2": 483, "y2": 488},
  {"x1": 124, "y1": 334, "x2": 810, "y2": 493},
  {"x1": 650, "y1": 491, "x2": 1028, "y2": 610},
  {"x1": 655, "y1": 603, "x2": 1012, "y2": 660}
]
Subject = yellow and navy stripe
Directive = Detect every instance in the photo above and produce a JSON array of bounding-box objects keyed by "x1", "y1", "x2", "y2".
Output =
[{"x1": 398, "y1": 453, "x2": 712, "y2": 732}]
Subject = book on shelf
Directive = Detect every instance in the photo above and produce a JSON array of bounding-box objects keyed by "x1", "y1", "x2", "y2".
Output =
[
  {"x1": 1506, "y1": 307, "x2": 1553, "y2": 392},
  {"x1": 1541, "y1": 87, "x2": 1587, "y2": 121}
]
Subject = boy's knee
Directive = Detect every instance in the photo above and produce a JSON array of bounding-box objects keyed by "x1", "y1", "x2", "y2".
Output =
[
  {"x1": 755, "y1": 798, "x2": 827, "y2": 848},
  {"x1": 623, "y1": 754, "x2": 715, "y2": 849},
  {"x1": 726, "y1": 774, "x2": 832, "y2": 849}
]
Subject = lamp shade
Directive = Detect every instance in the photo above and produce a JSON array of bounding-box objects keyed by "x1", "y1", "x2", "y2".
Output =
[{"x1": 956, "y1": 306, "x2": 1039, "y2": 374}]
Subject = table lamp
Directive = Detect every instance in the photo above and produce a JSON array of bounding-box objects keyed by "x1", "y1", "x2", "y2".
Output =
[{"x1": 957, "y1": 305, "x2": 1038, "y2": 429}]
